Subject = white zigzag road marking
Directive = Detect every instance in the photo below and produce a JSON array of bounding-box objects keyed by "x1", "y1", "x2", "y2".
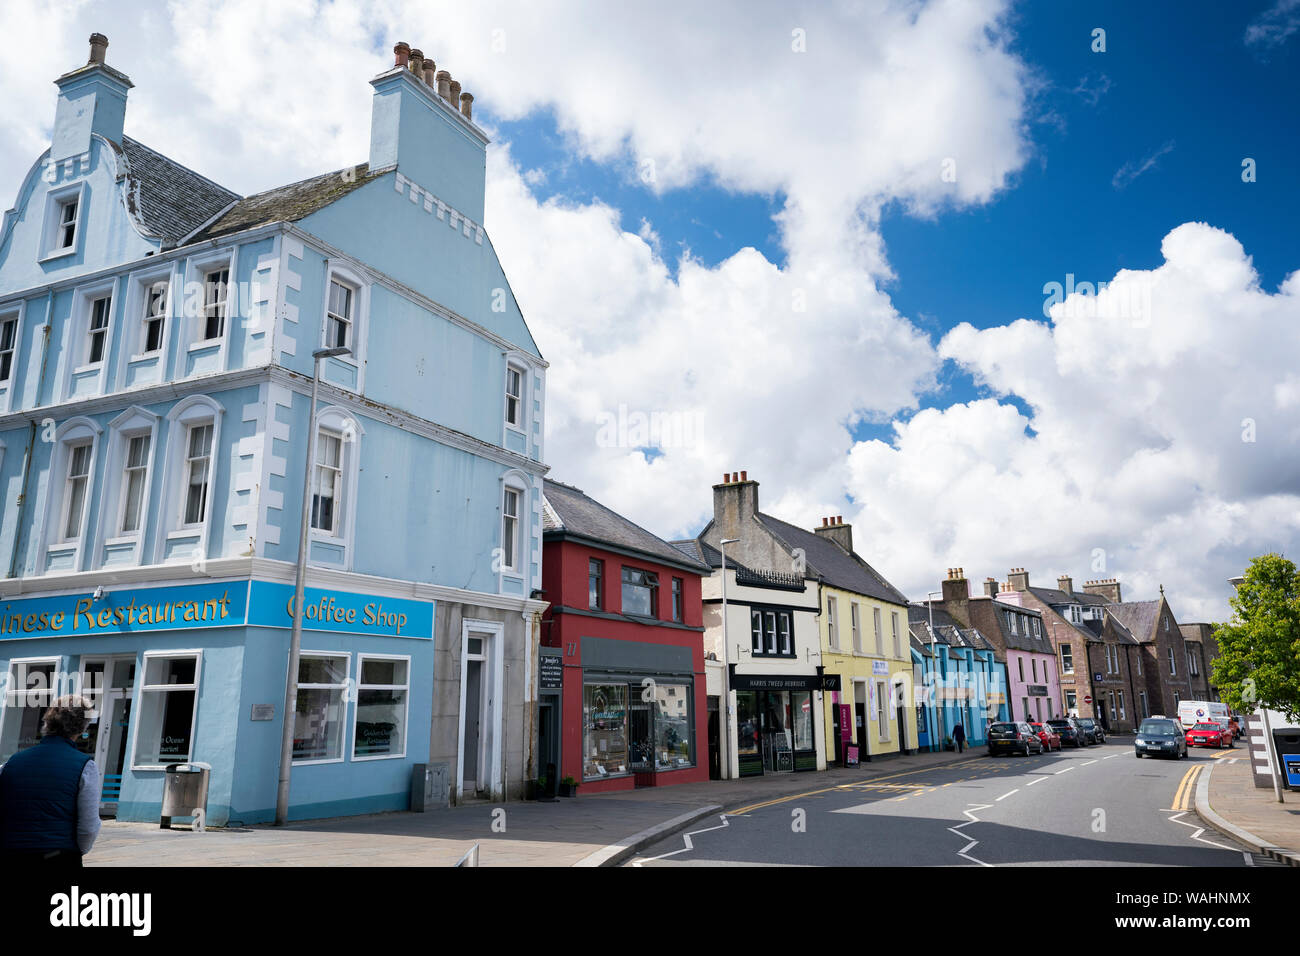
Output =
[
  {"x1": 948, "y1": 804, "x2": 994, "y2": 867},
  {"x1": 1166, "y1": 810, "x2": 1233, "y2": 851},
  {"x1": 630, "y1": 814, "x2": 730, "y2": 866}
]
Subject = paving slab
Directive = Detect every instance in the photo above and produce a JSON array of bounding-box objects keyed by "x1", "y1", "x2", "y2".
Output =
[{"x1": 1195, "y1": 751, "x2": 1300, "y2": 866}]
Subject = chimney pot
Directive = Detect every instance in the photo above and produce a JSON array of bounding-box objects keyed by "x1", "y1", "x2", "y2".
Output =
[
  {"x1": 460, "y1": 91, "x2": 473, "y2": 120},
  {"x1": 436, "y1": 70, "x2": 451, "y2": 101},
  {"x1": 393, "y1": 42, "x2": 411, "y2": 68},
  {"x1": 88, "y1": 33, "x2": 109, "y2": 65},
  {"x1": 448, "y1": 78, "x2": 462, "y2": 107},
  {"x1": 409, "y1": 49, "x2": 425, "y2": 75},
  {"x1": 422, "y1": 61, "x2": 436, "y2": 86},
  {"x1": 741, "y1": 470, "x2": 748, "y2": 482}
]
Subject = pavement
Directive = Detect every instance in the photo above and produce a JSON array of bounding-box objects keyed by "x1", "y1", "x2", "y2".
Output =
[
  {"x1": 87, "y1": 745, "x2": 982, "y2": 867},
  {"x1": 1194, "y1": 747, "x2": 1300, "y2": 866}
]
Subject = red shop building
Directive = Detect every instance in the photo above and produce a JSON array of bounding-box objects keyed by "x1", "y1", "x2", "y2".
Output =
[{"x1": 540, "y1": 480, "x2": 710, "y2": 794}]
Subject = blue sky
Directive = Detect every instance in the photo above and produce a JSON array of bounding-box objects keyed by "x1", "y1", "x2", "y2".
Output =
[{"x1": 489, "y1": 1, "x2": 1300, "y2": 444}]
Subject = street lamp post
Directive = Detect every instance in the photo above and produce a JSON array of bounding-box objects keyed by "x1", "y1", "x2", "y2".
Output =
[
  {"x1": 926, "y1": 590, "x2": 944, "y2": 749},
  {"x1": 275, "y1": 346, "x2": 351, "y2": 826},
  {"x1": 720, "y1": 538, "x2": 739, "y2": 780}
]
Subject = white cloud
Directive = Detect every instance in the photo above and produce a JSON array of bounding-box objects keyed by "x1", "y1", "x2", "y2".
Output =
[
  {"x1": 846, "y1": 223, "x2": 1300, "y2": 622},
  {"x1": 2, "y1": 2, "x2": 1292, "y2": 622}
]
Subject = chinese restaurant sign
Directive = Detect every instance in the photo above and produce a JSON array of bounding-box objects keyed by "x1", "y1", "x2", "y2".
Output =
[{"x1": 0, "y1": 580, "x2": 433, "y2": 641}]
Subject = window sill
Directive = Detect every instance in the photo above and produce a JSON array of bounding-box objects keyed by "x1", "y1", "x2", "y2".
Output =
[
  {"x1": 352, "y1": 752, "x2": 407, "y2": 762},
  {"x1": 188, "y1": 339, "x2": 222, "y2": 353},
  {"x1": 167, "y1": 528, "x2": 203, "y2": 540},
  {"x1": 39, "y1": 248, "x2": 77, "y2": 264},
  {"x1": 72, "y1": 362, "x2": 103, "y2": 377},
  {"x1": 129, "y1": 351, "x2": 163, "y2": 364},
  {"x1": 292, "y1": 757, "x2": 345, "y2": 767},
  {"x1": 505, "y1": 421, "x2": 526, "y2": 434},
  {"x1": 104, "y1": 535, "x2": 141, "y2": 547}
]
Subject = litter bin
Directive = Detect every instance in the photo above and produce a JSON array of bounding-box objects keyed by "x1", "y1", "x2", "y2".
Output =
[
  {"x1": 1273, "y1": 729, "x2": 1300, "y2": 791},
  {"x1": 160, "y1": 762, "x2": 211, "y2": 829}
]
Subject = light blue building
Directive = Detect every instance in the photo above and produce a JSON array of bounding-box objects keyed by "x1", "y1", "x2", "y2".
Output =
[
  {"x1": 907, "y1": 605, "x2": 1010, "y2": 751},
  {"x1": 0, "y1": 36, "x2": 547, "y2": 824}
]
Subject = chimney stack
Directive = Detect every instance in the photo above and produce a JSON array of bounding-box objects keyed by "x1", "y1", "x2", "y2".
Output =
[
  {"x1": 88, "y1": 33, "x2": 109, "y2": 65},
  {"x1": 983, "y1": 577, "x2": 998, "y2": 598},
  {"x1": 941, "y1": 567, "x2": 969, "y2": 608},
  {"x1": 1006, "y1": 568, "x2": 1030, "y2": 591},
  {"x1": 813, "y1": 516, "x2": 853, "y2": 554},
  {"x1": 712, "y1": 472, "x2": 759, "y2": 541},
  {"x1": 1057, "y1": 575, "x2": 1073, "y2": 596},
  {"x1": 460, "y1": 91, "x2": 473, "y2": 120},
  {"x1": 1082, "y1": 578, "x2": 1122, "y2": 604},
  {"x1": 393, "y1": 42, "x2": 410, "y2": 68}
]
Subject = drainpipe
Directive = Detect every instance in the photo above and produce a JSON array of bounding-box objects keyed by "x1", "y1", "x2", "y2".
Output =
[{"x1": 7, "y1": 292, "x2": 55, "y2": 580}]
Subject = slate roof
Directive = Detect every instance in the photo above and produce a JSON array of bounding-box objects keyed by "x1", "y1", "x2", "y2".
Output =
[
  {"x1": 1106, "y1": 600, "x2": 1163, "y2": 643},
  {"x1": 983, "y1": 602, "x2": 1055, "y2": 655},
  {"x1": 906, "y1": 604, "x2": 995, "y2": 652},
  {"x1": 542, "y1": 481, "x2": 709, "y2": 574},
  {"x1": 192, "y1": 163, "x2": 383, "y2": 242},
  {"x1": 1027, "y1": 585, "x2": 1108, "y2": 607},
  {"x1": 669, "y1": 538, "x2": 705, "y2": 565},
  {"x1": 754, "y1": 512, "x2": 908, "y2": 606},
  {"x1": 118, "y1": 137, "x2": 239, "y2": 248}
]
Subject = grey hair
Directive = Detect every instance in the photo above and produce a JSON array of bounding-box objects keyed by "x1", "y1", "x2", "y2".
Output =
[{"x1": 42, "y1": 694, "x2": 92, "y2": 740}]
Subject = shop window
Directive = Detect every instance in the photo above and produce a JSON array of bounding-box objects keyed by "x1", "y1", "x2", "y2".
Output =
[
  {"x1": 353, "y1": 655, "x2": 408, "y2": 759},
  {"x1": 293, "y1": 654, "x2": 349, "y2": 762},
  {"x1": 133, "y1": 652, "x2": 201, "y2": 767},
  {"x1": 621, "y1": 566, "x2": 658, "y2": 618},
  {"x1": 653, "y1": 683, "x2": 693, "y2": 769},
  {"x1": 792, "y1": 690, "x2": 814, "y2": 751},
  {"x1": 0, "y1": 659, "x2": 60, "y2": 761},
  {"x1": 583, "y1": 683, "x2": 628, "y2": 779}
]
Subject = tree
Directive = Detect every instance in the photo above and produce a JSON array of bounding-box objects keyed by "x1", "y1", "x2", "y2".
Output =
[{"x1": 1212, "y1": 554, "x2": 1300, "y2": 723}]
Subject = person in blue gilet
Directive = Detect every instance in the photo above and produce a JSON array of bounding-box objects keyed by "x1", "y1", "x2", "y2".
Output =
[{"x1": 0, "y1": 695, "x2": 102, "y2": 867}]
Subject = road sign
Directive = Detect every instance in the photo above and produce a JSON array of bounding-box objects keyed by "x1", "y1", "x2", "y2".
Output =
[{"x1": 1083, "y1": 695, "x2": 1093, "y2": 705}]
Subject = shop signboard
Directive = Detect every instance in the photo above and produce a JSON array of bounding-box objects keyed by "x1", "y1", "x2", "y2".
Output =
[
  {"x1": 844, "y1": 745, "x2": 859, "y2": 767},
  {"x1": 539, "y1": 654, "x2": 563, "y2": 690},
  {"x1": 839, "y1": 704, "x2": 852, "y2": 742}
]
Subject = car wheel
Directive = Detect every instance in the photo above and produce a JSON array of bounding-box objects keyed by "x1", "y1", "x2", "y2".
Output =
[{"x1": 1135, "y1": 751, "x2": 1142, "y2": 758}]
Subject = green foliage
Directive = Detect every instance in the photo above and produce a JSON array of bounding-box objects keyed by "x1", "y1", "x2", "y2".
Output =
[{"x1": 1211, "y1": 554, "x2": 1300, "y2": 722}]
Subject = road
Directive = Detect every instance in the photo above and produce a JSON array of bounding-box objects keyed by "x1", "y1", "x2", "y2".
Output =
[{"x1": 630, "y1": 741, "x2": 1262, "y2": 866}]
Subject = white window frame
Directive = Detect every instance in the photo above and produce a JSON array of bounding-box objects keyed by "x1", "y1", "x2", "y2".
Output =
[
  {"x1": 505, "y1": 362, "x2": 525, "y2": 431},
  {"x1": 499, "y1": 478, "x2": 527, "y2": 580},
  {"x1": 875, "y1": 678, "x2": 890, "y2": 741},
  {"x1": 179, "y1": 421, "x2": 215, "y2": 530},
  {"x1": 0, "y1": 303, "x2": 22, "y2": 396},
  {"x1": 827, "y1": 596, "x2": 839, "y2": 650},
  {"x1": 199, "y1": 266, "x2": 231, "y2": 344},
  {"x1": 1167, "y1": 646, "x2": 1176, "y2": 676},
  {"x1": 140, "y1": 276, "x2": 170, "y2": 357},
  {"x1": 1117, "y1": 690, "x2": 1126, "y2": 721},
  {"x1": 350, "y1": 653, "x2": 410, "y2": 762},
  {"x1": 40, "y1": 181, "x2": 87, "y2": 261},
  {"x1": 58, "y1": 440, "x2": 94, "y2": 544},
  {"x1": 292, "y1": 652, "x2": 351, "y2": 765},
  {"x1": 1060, "y1": 642, "x2": 1074, "y2": 675},
  {"x1": 36, "y1": 417, "x2": 103, "y2": 574},
  {"x1": 306, "y1": 406, "x2": 364, "y2": 570},
  {"x1": 873, "y1": 606, "x2": 883, "y2": 656},
  {"x1": 92, "y1": 406, "x2": 161, "y2": 562},
  {"x1": 318, "y1": 262, "x2": 369, "y2": 392},
  {"x1": 892, "y1": 611, "x2": 901, "y2": 658},
  {"x1": 849, "y1": 600, "x2": 860, "y2": 653},
  {"x1": 154, "y1": 395, "x2": 224, "y2": 564},
  {"x1": 129, "y1": 650, "x2": 202, "y2": 770},
  {"x1": 0, "y1": 657, "x2": 64, "y2": 760},
  {"x1": 181, "y1": 248, "x2": 237, "y2": 368},
  {"x1": 57, "y1": 278, "x2": 118, "y2": 403}
]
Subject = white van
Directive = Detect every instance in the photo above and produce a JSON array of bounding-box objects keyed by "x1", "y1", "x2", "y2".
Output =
[{"x1": 1178, "y1": 700, "x2": 1229, "y2": 730}]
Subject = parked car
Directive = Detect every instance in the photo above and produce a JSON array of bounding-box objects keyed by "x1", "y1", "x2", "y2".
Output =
[
  {"x1": 1075, "y1": 717, "x2": 1106, "y2": 745},
  {"x1": 1134, "y1": 718, "x2": 1187, "y2": 759},
  {"x1": 1047, "y1": 717, "x2": 1086, "y2": 748},
  {"x1": 988, "y1": 721, "x2": 1044, "y2": 756},
  {"x1": 1029, "y1": 722, "x2": 1062, "y2": 752},
  {"x1": 1185, "y1": 721, "x2": 1234, "y2": 749}
]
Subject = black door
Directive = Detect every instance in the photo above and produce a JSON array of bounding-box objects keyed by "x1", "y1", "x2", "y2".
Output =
[{"x1": 707, "y1": 697, "x2": 721, "y2": 780}]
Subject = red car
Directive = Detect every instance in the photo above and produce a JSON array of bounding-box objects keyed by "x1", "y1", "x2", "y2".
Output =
[
  {"x1": 1185, "y1": 721, "x2": 1234, "y2": 749},
  {"x1": 1029, "y1": 722, "x2": 1062, "y2": 752}
]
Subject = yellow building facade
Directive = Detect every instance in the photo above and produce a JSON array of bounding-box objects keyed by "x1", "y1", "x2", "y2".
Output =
[{"x1": 818, "y1": 583, "x2": 918, "y2": 761}]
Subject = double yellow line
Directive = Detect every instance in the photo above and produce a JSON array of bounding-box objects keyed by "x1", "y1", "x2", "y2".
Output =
[{"x1": 1171, "y1": 764, "x2": 1202, "y2": 811}]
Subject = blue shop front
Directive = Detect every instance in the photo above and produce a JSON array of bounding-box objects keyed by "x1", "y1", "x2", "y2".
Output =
[{"x1": 0, "y1": 576, "x2": 434, "y2": 825}]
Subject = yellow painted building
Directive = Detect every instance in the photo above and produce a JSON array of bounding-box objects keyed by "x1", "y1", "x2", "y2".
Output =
[{"x1": 818, "y1": 583, "x2": 918, "y2": 760}]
